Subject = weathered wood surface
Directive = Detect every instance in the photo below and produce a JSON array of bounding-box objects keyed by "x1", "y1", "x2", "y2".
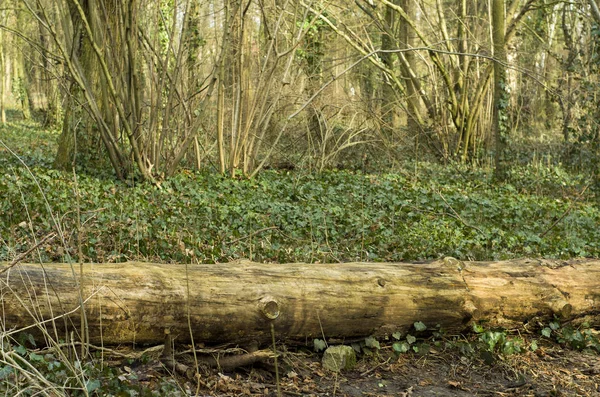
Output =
[{"x1": 1, "y1": 258, "x2": 598, "y2": 345}]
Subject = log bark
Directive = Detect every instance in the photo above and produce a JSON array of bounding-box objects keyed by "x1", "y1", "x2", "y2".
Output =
[{"x1": 1, "y1": 258, "x2": 598, "y2": 346}]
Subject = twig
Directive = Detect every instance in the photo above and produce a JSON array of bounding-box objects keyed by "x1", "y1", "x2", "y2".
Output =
[
  {"x1": 539, "y1": 183, "x2": 590, "y2": 238},
  {"x1": 1, "y1": 232, "x2": 57, "y2": 274},
  {"x1": 360, "y1": 357, "x2": 391, "y2": 376},
  {"x1": 161, "y1": 357, "x2": 196, "y2": 379},
  {"x1": 36, "y1": 342, "x2": 164, "y2": 359},
  {"x1": 225, "y1": 226, "x2": 279, "y2": 245},
  {"x1": 435, "y1": 190, "x2": 484, "y2": 235},
  {"x1": 195, "y1": 349, "x2": 275, "y2": 370}
]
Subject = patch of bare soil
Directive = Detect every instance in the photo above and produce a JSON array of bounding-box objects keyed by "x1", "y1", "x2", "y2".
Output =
[{"x1": 121, "y1": 339, "x2": 599, "y2": 397}]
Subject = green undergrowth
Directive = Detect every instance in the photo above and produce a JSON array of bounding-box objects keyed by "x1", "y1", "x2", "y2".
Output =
[
  {"x1": 0, "y1": 119, "x2": 59, "y2": 169},
  {"x1": 0, "y1": 334, "x2": 183, "y2": 396},
  {"x1": 317, "y1": 320, "x2": 600, "y2": 365},
  {"x1": 1, "y1": 121, "x2": 599, "y2": 263}
]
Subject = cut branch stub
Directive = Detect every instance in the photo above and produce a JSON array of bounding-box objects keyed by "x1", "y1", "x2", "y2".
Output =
[{"x1": 259, "y1": 296, "x2": 280, "y2": 320}]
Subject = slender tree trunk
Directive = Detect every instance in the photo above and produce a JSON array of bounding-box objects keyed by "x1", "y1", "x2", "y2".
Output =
[
  {"x1": 380, "y1": 2, "x2": 398, "y2": 134},
  {"x1": 53, "y1": 99, "x2": 76, "y2": 169},
  {"x1": 492, "y1": 0, "x2": 507, "y2": 181},
  {"x1": 588, "y1": 0, "x2": 600, "y2": 201},
  {"x1": 398, "y1": 0, "x2": 421, "y2": 131},
  {"x1": 13, "y1": 59, "x2": 30, "y2": 120},
  {"x1": 53, "y1": 2, "x2": 97, "y2": 172},
  {"x1": 590, "y1": 0, "x2": 600, "y2": 24},
  {"x1": 0, "y1": 24, "x2": 5, "y2": 125},
  {"x1": 306, "y1": 29, "x2": 324, "y2": 145},
  {"x1": 229, "y1": 1, "x2": 244, "y2": 176},
  {"x1": 38, "y1": 17, "x2": 62, "y2": 127},
  {"x1": 457, "y1": 0, "x2": 471, "y2": 161},
  {"x1": 559, "y1": 4, "x2": 578, "y2": 144},
  {"x1": 216, "y1": 0, "x2": 229, "y2": 174}
]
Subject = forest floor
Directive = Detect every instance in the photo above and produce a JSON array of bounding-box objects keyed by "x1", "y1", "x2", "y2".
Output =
[{"x1": 112, "y1": 338, "x2": 600, "y2": 397}]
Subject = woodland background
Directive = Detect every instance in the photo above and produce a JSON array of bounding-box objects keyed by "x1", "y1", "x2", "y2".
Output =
[
  {"x1": 0, "y1": 0, "x2": 598, "y2": 182},
  {"x1": 1, "y1": 0, "x2": 600, "y2": 264}
]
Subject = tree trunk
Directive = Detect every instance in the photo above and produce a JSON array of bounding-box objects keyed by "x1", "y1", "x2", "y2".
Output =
[
  {"x1": 589, "y1": 0, "x2": 600, "y2": 24},
  {"x1": 2, "y1": 259, "x2": 598, "y2": 346},
  {"x1": 399, "y1": 0, "x2": 421, "y2": 132},
  {"x1": 380, "y1": 1, "x2": 398, "y2": 134},
  {"x1": 492, "y1": 0, "x2": 508, "y2": 181},
  {"x1": 0, "y1": 30, "x2": 5, "y2": 125},
  {"x1": 53, "y1": 104, "x2": 76, "y2": 170}
]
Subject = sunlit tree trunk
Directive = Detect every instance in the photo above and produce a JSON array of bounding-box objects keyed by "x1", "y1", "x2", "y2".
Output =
[
  {"x1": 398, "y1": 0, "x2": 421, "y2": 131},
  {"x1": 586, "y1": 0, "x2": 600, "y2": 201},
  {"x1": 229, "y1": 0, "x2": 245, "y2": 176},
  {"x1": 216, "y1": 0, "x2": 229, "y2": 174},
  {"x1": 380, "y1": 1, "x2": 398, "y2": 134},
  {"x1": 37, "y1": 13, "x2": 62, "y2": 127},
  {"x1": 492, "y1": 0, "x2": 507, "y2": 180},
  {"x1": 54, "y1": 100, "x2": 76, "y2": 169},
  {"x1": 303, "y1": 10, "x2": 325, "y2": 146},
  {"x1": 590, "y1": 0, "x2": 600, "y2": 23},
  {"x1": 456, "y1": 0, "x2": 470, "y2": 160},
  {"x1": 0, "y1": 11, "x2": 6, "y2": 125},
  {"x1": 13, "y1": 53, "x2": 30, "y2": 119},
  {"x1": 185, "y1": 0, "x2": 203, "y2": 170}
]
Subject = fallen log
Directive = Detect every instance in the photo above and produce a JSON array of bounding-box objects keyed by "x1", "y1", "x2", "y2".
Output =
[{"x1": 1, "y1": 258, "x2": 598, "y2": 345}]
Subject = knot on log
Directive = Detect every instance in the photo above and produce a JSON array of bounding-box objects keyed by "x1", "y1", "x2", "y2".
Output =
[{"x1": 259, "y1": 296, "x2": 280, "y2": 320}]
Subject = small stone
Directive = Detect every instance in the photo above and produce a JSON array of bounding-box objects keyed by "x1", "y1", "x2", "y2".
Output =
[{"x1": 322, "y1": 345, "x2": 356, "y2": 372}]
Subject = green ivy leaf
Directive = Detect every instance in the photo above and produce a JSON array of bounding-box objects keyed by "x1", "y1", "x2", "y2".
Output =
[
  {"x1": 414, "y1": 321, "x2": 427, "y2": 332},
  {"x1": 541, "y1": 327, "x2": 552, "y2": 338},
  {"x1": 393, "y1": 342, "x2": 410, "y2": 354},
  {"x1": 0, "y1": 366, "x2": 13, "y2": 380},
  {"x1": 313, "y1": 339, "x2": 327, "y2": 352},
  {"x1": 85, "y1": 379, "x2": 101, "y2": 393},
  {"x1": 365, "y1": 336, "x2": 380, "y2": 350},
  {"x1": 14, "y1": 345, "x2": 26, "y2": 356},
  {"x1": 530, "y1": 340, "x2": 538, "y2": 351},
  {"x1": 29, "y1": 352, "x2": 44, "y2": 362},
  {"x1": 26, "y1": 333, "x2": 36, "y2": 347}
]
